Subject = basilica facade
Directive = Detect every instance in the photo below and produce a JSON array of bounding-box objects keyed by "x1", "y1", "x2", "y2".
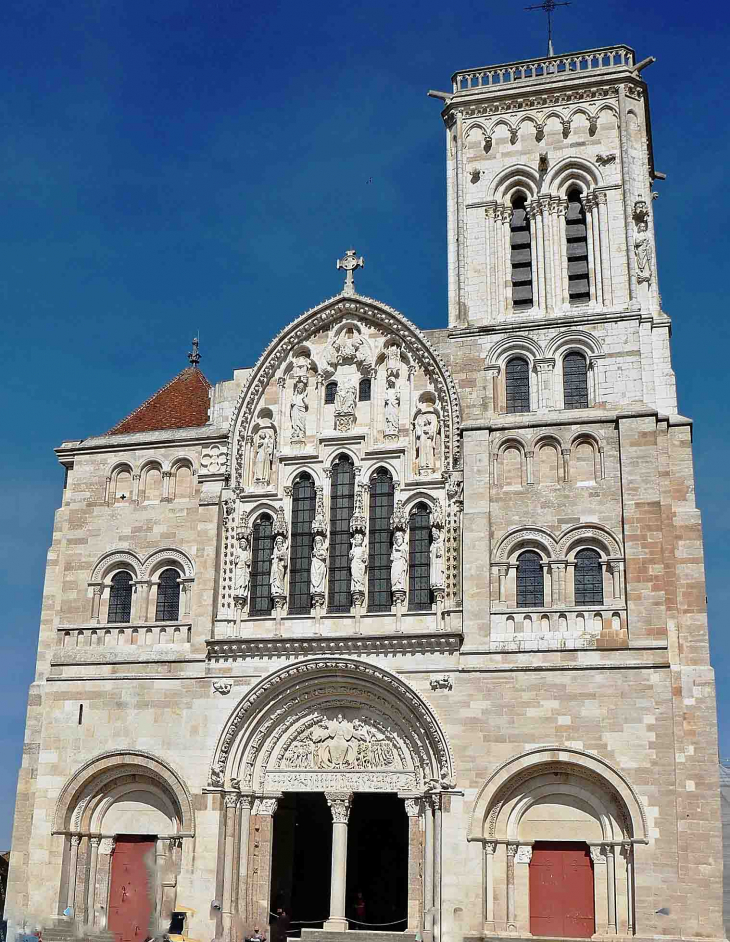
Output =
[{"x1": 6, "y1": 42, "x2": 725, "y2": 942}]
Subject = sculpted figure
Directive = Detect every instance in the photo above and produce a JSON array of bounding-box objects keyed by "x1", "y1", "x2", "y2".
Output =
[
  {"x1": 384, "y1": 378, "x2": 400, "y2": 436},
  {"x1": 290, "y1": 380, "x2": 308, "y2": 438},
  {"x1": 430, "y1": 528, "x2": 445, "y2": 588},
  {"x1": 415, "y1": 411, "x2": 438, "y2": 474},
  {"x1": 335, "y1": 381, "x2": 357, "y2": 415},
  {"x1": 270, "y1": 535, "x2": 288, "y2": 596},
  {"x1": 635, "y1": 227, "x2": 653, "y2": 284},
  {"x1": 390, "y1": 531, "x2": 408, "y2": 592},
  {"x1": 234, "y1": 537, "x2": 251, "y2": 598},
  {"x1": 310, "y1": 535, "x2": 328, "y2": 595},
  {"x1": 349, "y1": 532, "x2": 368, "y2": 593},
  {"x1": 253, "y1": 428, "x2": 274, "y2": 485}
]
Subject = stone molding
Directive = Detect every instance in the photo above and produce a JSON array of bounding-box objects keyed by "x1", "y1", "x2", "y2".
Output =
[{"x1": 206, "y1": 631, "x2": 463, "y2": 661}]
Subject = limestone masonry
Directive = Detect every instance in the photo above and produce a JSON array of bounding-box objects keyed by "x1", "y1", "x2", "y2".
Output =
[{"x1": 6, "y1": 43, "x2": 724, "y2": 942}]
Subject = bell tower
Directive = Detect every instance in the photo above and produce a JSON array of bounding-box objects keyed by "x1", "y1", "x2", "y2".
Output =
[{"x1": 436, "y1": 45, "x2": 665, "y2": 345}]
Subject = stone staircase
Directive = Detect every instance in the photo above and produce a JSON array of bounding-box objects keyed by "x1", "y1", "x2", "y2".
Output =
[
  {"x1": 298, "y1": 931, "x2": 417, "y2": 942},
  {"x1": 39, "y1": 920, "x2": 114, "y2": 942}
]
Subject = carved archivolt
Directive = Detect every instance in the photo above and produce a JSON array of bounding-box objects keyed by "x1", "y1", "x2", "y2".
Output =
[
  {"x1": 494, "y1": 523, "x2": 621, "y2": 562},
  {"x1": 494, "y1": 528, "x2": 559, "y2": 562},
  {"x1": 209, "y1": 657, "x2": 454, "y2": 793},
  {"x1": 90, "y1": 549, "x2": 142, "y2": 583},
  {"x1": 141, "y1": 547, "x2": 195, "y2": 579}
]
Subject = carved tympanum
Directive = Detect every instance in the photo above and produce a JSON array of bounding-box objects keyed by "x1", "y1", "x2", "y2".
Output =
[{"x1": 281, "y1": 713, "x2": 396, "y2": 771}]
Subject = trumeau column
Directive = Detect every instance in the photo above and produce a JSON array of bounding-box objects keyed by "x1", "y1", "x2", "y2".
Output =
[{"x1": 324, "y1": 792, "x2": 353, "y2": 932}]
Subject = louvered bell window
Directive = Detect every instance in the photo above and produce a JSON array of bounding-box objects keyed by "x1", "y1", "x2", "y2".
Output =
[
  {"x1": 249, "y1": 514, "x2": 274, "y2": 616},
  {"x1": 563, "y1": 352, "x2": 589, "y2": 408},
  {"x1": 108, "y1": 571, "x2": 133, "y2": 624},
  {"x1": 505, "y1": 357, "x2": 531, "y2": 414},
  {"x1": 510, "y1": 195, "x2": 533, "y2": 310},
  {"x1": 367, "y1": 468, "x2": 394, "y2": 613},
  {"x1": 408, "y1": 504, "x2": 432, "y2": 611},
  {"x1": 566, "y1": 188, "x2": 590, "y2": 303},
  {"x1": 327, "y1": 455, "x2": 355, "y2": 613},
  {"x1": 358, "y1": 377, "x2": 371, "y2": 402},
  {"x1": 155, "y1": 568, "x2": 180, "y2": 621},
  {"x1": 517, "y1": 551, "x2": 544, "y2": 608},
  {"x1": 574, "y1": 548, "x2": 603, "y2": 604},
  {"x1": 325, "y1": 382, "x2": 337, "y2": 405},
  {"x1": 288, "y1": 473, "x2": 316, "y2": 615}
]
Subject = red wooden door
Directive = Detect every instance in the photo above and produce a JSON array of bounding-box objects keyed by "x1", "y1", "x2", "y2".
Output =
[
  {"x1": 529, "y1": 842, "x2": 594, "y2": 938},
  {"x1": 108, "y1": 837, "x2": 155, "y2": 942}
]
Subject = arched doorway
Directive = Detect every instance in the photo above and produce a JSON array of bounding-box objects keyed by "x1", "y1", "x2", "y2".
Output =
[
  {"x1": 52, "y1": 751, "x2": 194, "y2": 940},
  {"x1": 209, "y1": 658, "x2": 454, "y2": 941}
]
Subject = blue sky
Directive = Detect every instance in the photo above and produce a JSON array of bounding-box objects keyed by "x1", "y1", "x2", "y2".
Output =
[{"x1": 1, "y1": 0, "x2": 729, "y2": 849}]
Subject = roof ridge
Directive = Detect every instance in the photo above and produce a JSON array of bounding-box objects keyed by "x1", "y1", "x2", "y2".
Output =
[{"x1": 107, "y1": 365, "x2": 211, "y2": 436}]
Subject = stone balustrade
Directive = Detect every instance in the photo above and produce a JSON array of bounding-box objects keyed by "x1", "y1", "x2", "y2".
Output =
[
  {"x1": 57, "y1": 622, "x2": 192, "y2": 648},
  {"x1": 490, "y1": 607, "x2": 627, "y2": 651}
]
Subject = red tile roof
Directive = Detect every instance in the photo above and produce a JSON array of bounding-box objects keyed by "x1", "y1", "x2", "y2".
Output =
[{"x1": 107, "y1": 366, "x2": 211, "y2": 435}]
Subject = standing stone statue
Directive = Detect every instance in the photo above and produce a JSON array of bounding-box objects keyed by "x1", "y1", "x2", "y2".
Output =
[
  {"x1": 384, "y1": 377, "x2": 400, "y2": 437},
  {"x1": 234, "y1": 536, "x2": 252, "y2": 599},
  {"x1": 349, "y1": 532, "x2": 368, "y2": 593},
  {"x1": 390, "y1": 531, "x2": 408, "y2": 592},
  {"x1": 253, "y1": 428, "x2": 274, "y2": 486},
  {"x1": 635, "y1": 228, "x2": 653, "y2": 284},
  {"x1": 335, "y1": 380, "x2": 357, "y2": 431},
  {"x1": 430, "y1": 528, "x2": 445, "y2": 589},
  {"x1": 415, "y1": 411, "x2": 438, "y2": 475},
  {"x1": 270, "y1": 535, "x2": 288, "y2": 596},
  {"x1": 290, "y1": 380, "x2": 308, "y2": 439},
  {"x1": 310, "y1": 535, "x2": 328, "y2": 595}
]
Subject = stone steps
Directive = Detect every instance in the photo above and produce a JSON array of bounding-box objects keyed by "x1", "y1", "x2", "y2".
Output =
[{"x1": 298, "y1": 931, "x2": 417, "y2": 942}]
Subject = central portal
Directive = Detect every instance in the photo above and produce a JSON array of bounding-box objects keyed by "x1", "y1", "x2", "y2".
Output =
[{"x1": 270, "y1": 793, "x2": 408, "y2": 935}]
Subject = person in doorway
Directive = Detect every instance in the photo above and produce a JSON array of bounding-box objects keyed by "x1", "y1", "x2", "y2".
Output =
[
  {"x1": 353, "y1": 891, "x2": 366, "y2": 925},
  {"x1": 246, "y1": 927, "x2": 266, "y2": 942},
  {"x1": 271, "y1": 908, "x2": 290, "y2": 942}
]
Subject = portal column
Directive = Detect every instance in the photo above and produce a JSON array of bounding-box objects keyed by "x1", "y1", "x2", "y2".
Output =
[
  {"x1": 324, "y1": 792, "x2": 353, "y2": 931},
  {"x1": 223, "y1": 793, "x2": 240, "y2": 942},
  {"x1": 67, "y1": 834, "x2": 81, "y2": 914},
  {"x1": 432, "y1": 794, "x2": 443, "y2": 942},
  {"x1": 423, "y1": 797, "x2": 435, "y2": 942},
  {"x1": 236, "y1": 795, "x2": 254, "y2": 927},
  {"x1": 87, "y1": 837, "x2": 100, "y2": 926},
  {"x1": 404, "y1": 798, "x2": 424, "y2": 933}
]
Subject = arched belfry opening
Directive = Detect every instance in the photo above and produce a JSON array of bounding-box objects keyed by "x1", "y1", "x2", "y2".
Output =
[{"x1": 209, "y1": 658, "x2": 454, "y2": 939}]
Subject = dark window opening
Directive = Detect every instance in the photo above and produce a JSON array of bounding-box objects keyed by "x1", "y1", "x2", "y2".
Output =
[
  {"x1": 155, "y1": 568, "x2": 180, "y2": 621},
  {"x1": 408, "y1": 504, "x2": 432, "y2": 611},
  {"x1": 367, "y1": 468, "x2": 394, "y2": 613},
  {"x1": 517, "y1": 551, "x2": 544, "y2": 607},
  {"x1": 288, "y1": 473, "x2": 316, "y2": 615},
  {"x1": 358, "y1": 377, "x2": 371, "y2": 402},
  {"x1": 108, "y1": 571, "x2": 133, "y2": 624},
  {"x1": 574, "y1": 548, "x2": 603, "y2": 604},
  {"x1": 78, "y1": 704, "x2": 83, "y2": 726},
  {"x1": 325, "y1": 382, "x2": 338, "y2": 405},
  {"x1": 510, "y1": 195, "x2": 533, "y2": 310},
  {"x1": 566, "y1": 188, "x2": 590, "y2": 303},
  {"x1": 563, "y1": 352, "x2": 589, "y2": 409},
  {"x1": 328, "y1": 455, "x2": 355, "y2": 613},
  {"x1": 506, "y1": 357, "x2": 531, "y2": 414},
  {"x1": 250, "y1": 514, "x2": 274, "y2": 616}
]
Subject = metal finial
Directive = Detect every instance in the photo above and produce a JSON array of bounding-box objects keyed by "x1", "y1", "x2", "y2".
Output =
[
  {"x1": 336, "y1": 248, "x2": 364, "y2": 296},
  {"x1": 525, "y1": 0, "x2": 571, "y2": 57},
  {"x1": 188, "y1": 336, "x2": 201, "y2": 367}
]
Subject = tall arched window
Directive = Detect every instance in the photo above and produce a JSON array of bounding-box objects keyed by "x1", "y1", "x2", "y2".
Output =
[
  {"x1": 566, "y1": 188, "x2": 590, "y2": 303},
  {"x1": 325, "y1": 382, "x2": 338, "y2": 405},
  {"x1": 358, "y1": 377, "x2": 371, "y2": 402},
  {"x1": 408, "y1": 504, "x2": 432, "y2": 611},
  {"x1": 155, "y1": 568, "x2": 180, "y2": 621},
  {"x1": 288, "y1": 473, "x2": 316, "y2": 615},
  {"x1": 108, "y1": 571, "x2": 133, "y2": 624},
  {"x1": 506, "y1": 357, "x2": 530, "y2": 413},
  {"x1": 574, "y1": 548, "x2": 603, "y2": 604},
  {"x1": 563, "y1": 352, "x2": 589, "y2": 408},
  {"x1": 114, "y1": 468, "x2": 132, "y2": 504},
  {"x1": 367, "y1": 468, "x2": 394, "y2": 612},
  {"x1": 510, "y1": 194, "x2": 533, "y2": 310},
  {"x1": 328, "y1": 455, "x2": 355, "y2": 613},
  {"x1": 516, "y1": 551, "x2": 544, "y2": 608},
  {"x1": 250, "y1": 514, "x2": 274, "y2": 616}
]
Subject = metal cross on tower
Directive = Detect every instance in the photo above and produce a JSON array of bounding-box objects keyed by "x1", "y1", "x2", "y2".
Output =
[
  {"x1": 337, "y1": 248, "x2": 364, "y2": 296},
  {"x1": 525, "y1": 0, "x2": 571, "y2": 57}
]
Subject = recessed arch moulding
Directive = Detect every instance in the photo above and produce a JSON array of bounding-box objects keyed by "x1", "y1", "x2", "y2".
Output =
[{"x1": 208, "y1": 658, "x2": 455, "y2": 795}]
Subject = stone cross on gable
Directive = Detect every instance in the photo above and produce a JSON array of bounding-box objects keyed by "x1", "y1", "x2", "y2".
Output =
[{"x1": 337, "y1": 249, "x2": 364, "y2": 296}]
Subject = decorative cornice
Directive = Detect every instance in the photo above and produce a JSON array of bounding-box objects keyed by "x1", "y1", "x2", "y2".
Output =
[{"x1": 206, "y1": 631, "x2": 463, "y2": 661}]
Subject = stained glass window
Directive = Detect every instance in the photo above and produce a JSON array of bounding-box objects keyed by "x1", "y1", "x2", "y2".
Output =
[
  {"x1": 288, "y1": 473, "x2": 316, "y2": 615},
  {"x1": 408, "y1": 504, "x2": 432, "y2": 611},
  {"x1": 250, "y1": 514, "x2": 274, "y2": 616},
  {"x1": 155, "y1": 568, "x2": 180, "y2": 621},
  {"x1": 367, "y1": 468, "x2": 394, "y2": 612},
  {"x1": 108, "y1": 571, "x2": 133, "y2": 624},
  {"x1": 517, "y1": 551, "x2": 544, "y2": 607},
  {"x1": 327, "y1": 455, "x2": 355, "y2": 613}
]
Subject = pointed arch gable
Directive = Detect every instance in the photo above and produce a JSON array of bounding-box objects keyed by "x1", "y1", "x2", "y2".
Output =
[
  {"x1": 228, "y1": 296, "x2": 462, "y2": 484},
  {"x1": 209, "y1": 657, "x2": 455, "y2": 793}
]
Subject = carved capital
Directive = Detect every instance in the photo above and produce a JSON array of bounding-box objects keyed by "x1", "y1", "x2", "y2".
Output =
[
  {"x1": 484, "y1": 840, "x2": 497, "y2": 856},
  {"x1": 590, "y1": 844, "x2": 607, "y2": 864},
  {"x1": 71, "y1": 835, "x2": 82, "y2": 847},
  {"x1": 257, "y1": 797, "x2": 279, "y2": 816},
  {"x1": 225, "y1": 793, "x2": 240, "y2": 809},
  {"x1": 506, "y1": 842, "x2": 518, "y2": 858},
  {"x1": 403, "y1": 797, "x2": 422, "y2": 817},
  {"x1": 515, "y1": 844, "x2": 533, "y2": 864},
  {"x1": 326, "y1": 792, "x2": 353, "y2": 824}
]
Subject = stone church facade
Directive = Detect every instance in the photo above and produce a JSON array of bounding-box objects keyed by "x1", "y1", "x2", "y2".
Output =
[{"x1": 6, "y1": 42, "x2": 725, "y2": 942}]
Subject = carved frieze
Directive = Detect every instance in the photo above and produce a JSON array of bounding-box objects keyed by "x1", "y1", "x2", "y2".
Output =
[{"x1": 281, "y1": 712, "x2": 397, "y2": 771}]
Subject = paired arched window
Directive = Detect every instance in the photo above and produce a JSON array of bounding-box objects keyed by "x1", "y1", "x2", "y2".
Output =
[
  {"x1": 324, "y1": 382, "x2": 337, "y2": 405},
  {"x1": 574, "y1": 548, "x2": 603, "y2": 604},
  {"x1": 113, "y1": 468, "x2": 132, "y2": 504},
  {"x1": 288, "y1": 473, "x2": 316, "y2": 615},
  {"x1": 108, "y1": 571, "x2": 133, "y2": 624},
  {"x1": 516, "y1": 551, "x2": 544, "y2": 608},
  {"x1": 250, "y1": 514, "x2": 274, "y2": 616},
  {"x1": 408, "y1": 504, "x2": 432, "y2": 611},
  {"x1": 328, "y1": 455, "x2": 355, "y2": 613},
  {"x1": 155, "y1": 568, "x2": 180, "y2": 621},
  {"x1": 358, "y1": 377, "x2": 371, "y2": 402},
  {"x1": 506, "y1": 357, "x2": 530, "y2": 413},
  {"x1": 510, "y1": 194, "x2": 533, "y2": 310},
  {"x1": 367, "y1": 468, "x2": 394, "y2": 612},
  {"x1": 563, "y1": 352, "x2": 589, "y2": 408},
  {"x1": 566, "y1": 188, "x2": 590, "y2": 303}
]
